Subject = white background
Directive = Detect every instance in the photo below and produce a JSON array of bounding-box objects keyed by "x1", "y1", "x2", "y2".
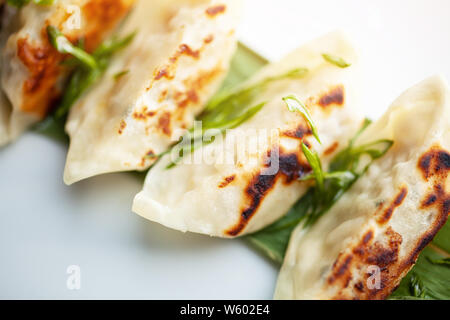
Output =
[{"x1": 1, "y1": 0, "x2": 449, "y2": 299}]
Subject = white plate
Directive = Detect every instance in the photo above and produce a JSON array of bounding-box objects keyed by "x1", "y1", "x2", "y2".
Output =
[{"x1": 1, "y1": 0, "x2": 449, "y2": 299}]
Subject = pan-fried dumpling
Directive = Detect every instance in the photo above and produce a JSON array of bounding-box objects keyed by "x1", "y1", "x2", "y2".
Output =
[
  {"x1": 63, "y1": 0, "x2": 241, "y2": 184},
  {"x1": 275, "y1": 76, "x2": 450, "y2": 300},
  {"x1": 0, "y1": 0, "x2": 135, "y2": 145},
  {"x1": 132, "y1": 32, "x2": 364, "y2": 237}
]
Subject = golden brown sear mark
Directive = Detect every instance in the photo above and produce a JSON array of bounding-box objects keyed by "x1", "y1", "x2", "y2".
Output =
[
  {"x1": 17, "y1": 37, "x2": 61, "y2": 117},
  {"x1": 226, "y1": 173, "x2": 277, "y2": 237},
  {"x1": 171, "y1": 43, "x2": 200, "y2": 64},
  {"x1": 185, "y1": 65, "x2": 223, "y2": 92},
  {"x1": 277, "y1": 151, "x2": 312, "y2": 184},
  {"x1": 203, "y1": 34, "x2": 214, "y2": 44},
  {"x1": 328, "y1": 254, "x2": 353, "y2": 285},
  {"x1": 225, "y1": 147, "x2": 312, "y2": 236},
  {"x1": 205, "y1": 4, "x2": 226, "y2": 17},
  {"x1": 132, "y1": 106, "x2": 156, "y2": 121},
  {"x1": 175, "y1": 65, "x2": 223, "y2": 112},
  {"x1": 317, "y1": 85, "x2": 344, "y2": 108},
  {"x1": 169, "y1": 44, "x2": 200, "y2": 64},
  {"x1": 157, "y1": 112, "x2": 171, "y2": 136},
  {"x1": 154, "y1": 44, "x2": 200, "y2": 81},
  {"x1": 118, "y1": 119, "x2": 127, "y2": 134},
  {"x1": 354, "y1": 281, "x2": 364, "y2": 292},
  {"x1": 139, "y1": 149, "x2": 157, "y2": 167},
  {"x1": 146, "y1": 150, "x2": 155, "y2": 158},
  {"x1": 324, "y1": 142, "x2": 339, "y2": 156},
  {"x1": 377, "y1": 186, "x2": 408, "y2": 225},
  {"x1": 158, "y1": 89, "x2": 168, "y2": 103},
  {"x1": 177, "y1": 89, "x2": 199, "y2": 109},
  {"x1": 178, "y1": 44, "x2": 200, "y2": 59},
  {"x1": 151, "y1": 64, "x2": 223, "y2": 125},
  {"x1": 154, "y1": 67, "x2": 173, "y2": 81},
  {"x1": 418, "y1": 146, "x2": 450, "y2": 180},
  {"x1": 80, "y1": 0, "x2": 133, "y2": 52},
  {"x1": 421, "y1": 194, "x2": 438, "y2": 207},
  {"x1": 154, "y1": 39, "x2": 214, "y2": 83},
  {"x1": 364, "y1": 227, "x2": 402, "y2": 268},
  {"x1": 218, "y1": 175, "x2": 236, "y2": 188},
  {"x1": 362, "y1": 230, "x2": 374, "y2": 245},
  {"x1": 418, "y1": 146, "x2": 449, "y2": 217},
  {"x1": 282, "y1": 124, "x2": 312, "y2": 139}
]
